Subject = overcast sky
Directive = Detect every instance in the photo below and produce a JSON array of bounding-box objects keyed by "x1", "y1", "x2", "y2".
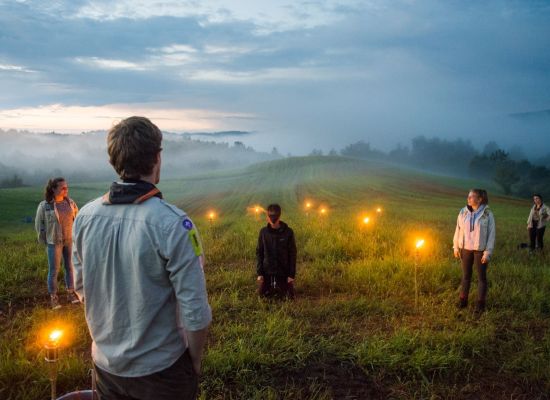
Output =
[{"x1": 0, "y1": 0, "x2": 549, "y2": 155}]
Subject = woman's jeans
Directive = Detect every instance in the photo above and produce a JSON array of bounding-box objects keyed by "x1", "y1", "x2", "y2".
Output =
[
  {"x1": 47, "y1": 242, "x2": 74, "y2": 294},
  {"x1": 460, "y1": 249, "x2": 488, "y2": 304}
]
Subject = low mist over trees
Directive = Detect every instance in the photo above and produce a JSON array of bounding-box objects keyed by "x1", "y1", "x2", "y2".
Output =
[
  {"x1": 0, "y1": 173, "x2": 24, "y2": 188},
  {"x1": 470, "y1": 150, "x2": 548, "y2": 197},
  {"x1": 341, "y1": 141, "x2": 385, "y2": 160},
  {"x1": 336, "y1": 136, "x2": 550, "y2": 198},
  {"x1": 2, "y1": 128, "x2": 549, "y2": 199},
  {"x1": 408, "y1": 137, "x2": 477, "y2": 175},
  {"x1": 0, "y1": 129, "x2": 280, "y2": 186}
]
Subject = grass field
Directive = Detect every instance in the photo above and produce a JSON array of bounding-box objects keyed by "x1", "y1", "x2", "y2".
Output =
[{"x1": 1, "y1": 156, "x2": 549, "y2": 399}]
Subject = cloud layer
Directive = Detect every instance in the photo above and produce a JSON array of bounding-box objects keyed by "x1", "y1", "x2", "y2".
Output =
[{"x1": 1, "y1": 0, "x2": 549, "y2": 154}]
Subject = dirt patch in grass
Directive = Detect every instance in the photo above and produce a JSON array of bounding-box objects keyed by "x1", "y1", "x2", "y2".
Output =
[
  {"x1": 279, "y1": 360, "x2": 549, "y2": 399},
  {"x1": 282, "y1": 359, "x2": 386, "y2": 399},
  {"x1": 0, "y1": 294, "x2": 45, "y2": 324}
]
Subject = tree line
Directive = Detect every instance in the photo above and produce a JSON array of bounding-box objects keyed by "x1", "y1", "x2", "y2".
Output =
[{"x1": 334, "y1": 137, "x2": 550, "y2": 198}]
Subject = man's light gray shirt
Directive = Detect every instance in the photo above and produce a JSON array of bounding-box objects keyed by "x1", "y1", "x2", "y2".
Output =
[{"x1": 72, "y1": 196, "x2": 211, "y2": 377}]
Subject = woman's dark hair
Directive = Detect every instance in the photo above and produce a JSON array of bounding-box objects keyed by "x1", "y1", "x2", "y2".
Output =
[
  {"x1": 533, "y1": 193, "x2": 543, "y2": 202},
  {"x1": 470, "y1": 188, "x2": 489, "y2": 205},
  {"x1": 44, "y1": 177, "x2": 65, "y2": 203}
]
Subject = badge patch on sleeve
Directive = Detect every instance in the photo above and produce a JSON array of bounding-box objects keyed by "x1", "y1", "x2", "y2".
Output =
[
  {"x1": 182, "y1": 218, "x2": 194, "y2": 230},
  {"x1": 182, "y1": 218, "x2": 202, "y2": 256},
  {"x1": 189, "y1": 229, "x2": 203, "y2": 256}
]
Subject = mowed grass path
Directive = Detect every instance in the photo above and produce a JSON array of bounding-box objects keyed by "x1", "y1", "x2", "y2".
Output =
[{"x1": 1, "y1": 156, "x2": 549, "y2": 399}]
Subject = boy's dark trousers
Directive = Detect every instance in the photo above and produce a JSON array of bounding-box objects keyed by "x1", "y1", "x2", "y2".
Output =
[
  {"x1": 94, "y1": 349, "x2": 198, "y2": 400},
  {"x1": 529, "y1": 227, "x2": 546, "y2": 250},
  {"x1": 257, "y1": 275, "x2": 295, "y2": 299}
]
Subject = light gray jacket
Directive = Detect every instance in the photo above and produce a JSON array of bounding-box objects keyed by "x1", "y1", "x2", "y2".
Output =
[
  {"x1": 453, "y1": 205, "x2": 496, "y2": 260},
  {"x1": 527, "y1": 204, "x2": 550, "y2": 229},
  {"x1": 72, "y1": 196, "x2": 211, "y2": 377},
  {"x1": 35, "y1": 198, "x2": 78, "y2": 245}
]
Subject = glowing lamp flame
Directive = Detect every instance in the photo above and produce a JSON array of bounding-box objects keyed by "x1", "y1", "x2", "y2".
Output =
[
  {"x1": 416, "y1": 239, "x2": 425, "y2": 249},
  {"x1": 320, "y1": 208, "x2": 327, "y2": 214},
  {"x1": 255, "y1": 207, "x2": 260, "y2": 213},
  {"x1": 363, "y1": 217, "x2": 370, "y2": 224},
  {"x1": 45, "y1": 328, "x2": 63, "y2": 366},
  {"x1": 306, "y1": 202, "x2": 312, "y2": 208},
  {"x1": 376, "y1": 208, "x2": 382, "y2": 213},
  {"x1": 49, "y1": 330, "x2": 63, "y2": 344},
  {"x1": 208, "y1": 212, "x2": 215, "y2": 219}
]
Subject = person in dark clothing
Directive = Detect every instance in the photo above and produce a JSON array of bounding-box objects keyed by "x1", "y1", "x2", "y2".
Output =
[{"x1": 256, "y1": 204, "x2": 297, "y2": 299}]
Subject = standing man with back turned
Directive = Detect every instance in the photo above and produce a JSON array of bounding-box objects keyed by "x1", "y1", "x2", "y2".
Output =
[{"x1": 72, "y1": 116, "x2": 211, "y2": 400}]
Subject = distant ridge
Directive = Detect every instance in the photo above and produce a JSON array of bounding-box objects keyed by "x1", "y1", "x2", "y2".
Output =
[
  {"x1": 509, "y1": 108, "x2": 550, "y2": 121},
  {"x1": 182, "y1": 130, "x2": 252, "y2": 137}
]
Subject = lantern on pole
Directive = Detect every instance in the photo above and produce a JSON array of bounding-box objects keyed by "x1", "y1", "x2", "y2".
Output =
[
  {"x1": 207, "y1": 211, "x2": 216, "y2": 227},
  {"x1": 305, "y1": 201, "x2": 313, "y2": 217},
  {"x1": 40, "y1": 325, "x2": 97, "y2": 400},
  {"x1": 414, "y1": 239, "x2": 425, "y2": 308},
  {"x1": 45, "y1": 329, "x2": 63, "y2": 400}
]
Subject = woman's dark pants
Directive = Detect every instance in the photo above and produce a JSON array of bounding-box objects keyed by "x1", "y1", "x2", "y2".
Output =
[
  {"x1": 460, "y1": 249, "x2": 488, "y2": 306},
  {"x1": 529, "y1": 227, "x2": 546, "y2": 250}
]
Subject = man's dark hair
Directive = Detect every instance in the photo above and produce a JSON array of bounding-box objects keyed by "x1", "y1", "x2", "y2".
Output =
[
  {"x1": 267, "y1": 204, "x2": 282, "y2": 214},
  {"x1": 107, "y1": 116, "x2": 162, "y2": 179}
]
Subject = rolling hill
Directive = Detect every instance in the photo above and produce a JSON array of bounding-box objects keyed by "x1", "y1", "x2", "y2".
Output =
[{"x1": 1, "y1": 156, "x2": 548, "y2": 400}]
